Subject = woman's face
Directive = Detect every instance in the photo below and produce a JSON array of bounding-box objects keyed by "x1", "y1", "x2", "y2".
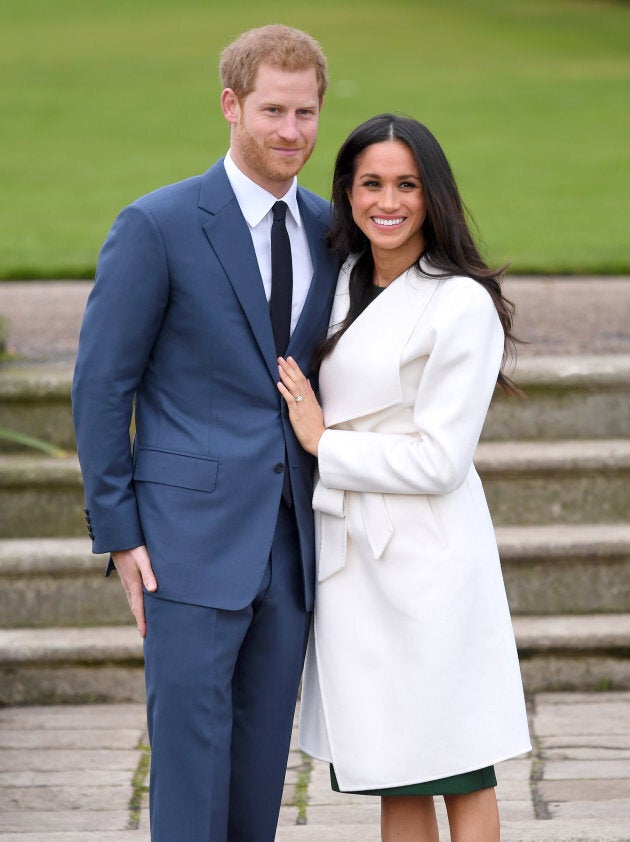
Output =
[{"x1": 346, "y1": 140, "x2": 426, "y2": 260}]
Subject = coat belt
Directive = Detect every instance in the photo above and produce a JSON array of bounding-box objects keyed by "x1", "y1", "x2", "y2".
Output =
[{"x1": 312, "y1": 481, "x2": 394, "y2": 581}]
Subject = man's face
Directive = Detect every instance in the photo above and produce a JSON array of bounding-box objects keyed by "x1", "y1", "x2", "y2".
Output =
[{"x1": 222, "y1": 63, "x2": 322, "y2": 196}]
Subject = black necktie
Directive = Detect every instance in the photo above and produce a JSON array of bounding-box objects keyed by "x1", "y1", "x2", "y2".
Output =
[
  {"x1": 269, "y1": 201, "x2": 293, "y2": 357},
  {"x1": 270, "y1": 201, "x2": 294, "y2": 507}
]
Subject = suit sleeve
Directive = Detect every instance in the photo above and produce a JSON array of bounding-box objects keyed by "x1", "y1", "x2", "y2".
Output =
[
  {"x1": 317, "y1": 284, "x2": 505, "y2": 495},
  {"x1": 71, "y1": 203, "x2": 170, "y2": 553}
]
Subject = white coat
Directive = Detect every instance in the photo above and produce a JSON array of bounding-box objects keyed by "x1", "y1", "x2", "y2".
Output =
[{"x1": 298, "y1": 258, "x2": 531, "y2": 791}]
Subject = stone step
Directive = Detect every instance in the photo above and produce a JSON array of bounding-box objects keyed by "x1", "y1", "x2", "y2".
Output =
[
  {"x1": 2, "y1": 527, "x2": 630, "y2": 629},
  {"x1": 485, "y1": 354, "x2": 630, "y2": 440},
  {"x1": 1, "y1": 439, "x2": 629, "y2": 537},
  {"x1": 476, "y1": 438, "x2": 630, "y2": 525},
  {"x1": 513, "y1": 614, "x2": 630, "y2": 693},
  {"x1": 2, "y1": 437, "x2": 629, "y2": 538},
  {"x1": 0, "y1": 539, "x2": 126, "y2": 628},
  {"x1": 0, "y1": 627, "x2": 145, "y2": 706},
  {"x1": 497, "y1": 523, "x2": 630, "y2": 614},
  {"x1": 1, "y1": 616, "x2": 629, "y2": 704},
  {"x1": 1, "y1": 356, "x2": 629, "y2": 453},
  {"x1": 0, "y1": 455, "x2": 84, "y2": 538},
  {"x1": 512, "y1": 614, "x2": 630, "y2": 691},
  {"x1": 0, "y1": 366, "x2": 75, "y2": 452}
]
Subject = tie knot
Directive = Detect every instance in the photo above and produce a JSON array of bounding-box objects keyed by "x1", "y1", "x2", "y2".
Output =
[{"x1": 272, "y1": 201, "x2": 288, "y2": 223}]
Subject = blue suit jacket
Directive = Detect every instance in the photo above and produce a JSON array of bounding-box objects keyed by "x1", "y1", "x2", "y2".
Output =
[{"x1": 72, "y1": 160, "x2": 338, "y2": 611}]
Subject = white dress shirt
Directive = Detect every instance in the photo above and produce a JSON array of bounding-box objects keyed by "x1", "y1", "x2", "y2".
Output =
[{"x1": 223, "y1": 150, "x2": 314, "y2": 335}]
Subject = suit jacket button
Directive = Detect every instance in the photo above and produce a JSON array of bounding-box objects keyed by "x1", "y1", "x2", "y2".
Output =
[{"x1": 273, "y1": 462, "x2": 284, "y2": 474}]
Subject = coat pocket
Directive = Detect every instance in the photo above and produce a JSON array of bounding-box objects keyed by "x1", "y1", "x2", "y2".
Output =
[
  {"x1": 427, "y1": 495, "x2": 450, "y2": 551},
  {"x1": 133, "y1": 447, "x2": 219, "y2": 493}
]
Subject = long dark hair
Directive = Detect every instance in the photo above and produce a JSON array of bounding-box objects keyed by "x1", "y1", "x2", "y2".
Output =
[{"x1": 317, "y1": 113, "x2": 520, "y2": 395}]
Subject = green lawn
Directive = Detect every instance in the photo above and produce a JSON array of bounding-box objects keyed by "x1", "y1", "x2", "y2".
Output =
[{"x1": 1, "y1": 0, "x2": 628, "y2": 277}]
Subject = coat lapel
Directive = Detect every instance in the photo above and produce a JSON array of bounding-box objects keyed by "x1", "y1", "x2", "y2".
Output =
[
  {"x1": 320, "y1": 260, "x2": 443, "y2": 427},
  {"x1": 199, "y1": 162, "x2": 278, "y2": 381}
]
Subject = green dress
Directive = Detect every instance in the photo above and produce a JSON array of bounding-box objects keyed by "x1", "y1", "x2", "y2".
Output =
[
  {"x1": 330, "y1": 764, "x2": 497, "y2": 796},
  {"x1": 328, "y1": 283, "x2": 497, "y2": 797}
]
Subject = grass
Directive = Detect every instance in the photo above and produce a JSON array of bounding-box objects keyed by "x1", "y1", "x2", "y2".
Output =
[
  {"x1": 295, "y1": 751, "x2": 313, "y2": 824},
  {"x1": 0, "y1": 428, "x2": 67, "y2": 457},
  {"x1": 0, "y1": 0, "x2": 629, "y2": 277},
  {"x1": 128, "y1": 740, "x2": 151, "y2": 829}
]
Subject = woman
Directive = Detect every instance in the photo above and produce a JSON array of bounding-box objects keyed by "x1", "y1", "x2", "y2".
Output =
[{"x1": 277, "y1": 114, "x2": 531, "y2": 842}]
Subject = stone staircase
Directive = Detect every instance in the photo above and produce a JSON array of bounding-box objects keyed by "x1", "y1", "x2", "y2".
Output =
[
  {"x1": 485, "y1": 355, "x2": 630, "y2": 692},
  {"x1": 0, "y1": 355, "x2": 629, "y2": 703}
]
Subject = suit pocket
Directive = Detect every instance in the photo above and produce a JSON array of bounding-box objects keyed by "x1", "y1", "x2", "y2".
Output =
[{"x1": 133, "y1": 447, "x2": 219, "y2": 493}]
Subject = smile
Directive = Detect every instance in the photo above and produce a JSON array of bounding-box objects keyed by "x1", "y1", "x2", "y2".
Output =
[{"x1": 372, "y1": 217, "x2": 405, "y2": 227}]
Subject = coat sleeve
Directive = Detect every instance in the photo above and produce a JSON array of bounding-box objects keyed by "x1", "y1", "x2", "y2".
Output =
[
  {"x1": 71, "y1": 202, "x2": 170, "y2": 553},
  {"x1": 317, "y1": 283, "x2": 505, "y2": 495}
]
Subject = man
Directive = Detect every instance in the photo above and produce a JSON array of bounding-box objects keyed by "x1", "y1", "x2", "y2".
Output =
[{"x1": 72, "y1": 24, "x2": 337, "y2": 842}]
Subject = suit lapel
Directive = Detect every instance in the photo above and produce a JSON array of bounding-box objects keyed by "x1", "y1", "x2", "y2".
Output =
[
  {"x1": 199, "y1": 162, "x2": 278, "y2": 381},
  {"x1": 199, "y1": 164, "x2": 336, "y2": 380},
  {"x1": 286, "y1": 189, "x2": 337, "y2": 362}
]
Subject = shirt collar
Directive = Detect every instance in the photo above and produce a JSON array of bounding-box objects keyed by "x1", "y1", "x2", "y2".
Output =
[{"x1": 224, "y1": 150, "x2": 302, "y2": 229}]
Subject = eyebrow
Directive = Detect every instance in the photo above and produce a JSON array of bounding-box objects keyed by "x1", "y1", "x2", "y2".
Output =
[
  {"x1": 358, "y1": 172, "x2": 420, "y2": 179},
  {"x1": 258, "y1": 100, "x2": 319, "y2": 109}
]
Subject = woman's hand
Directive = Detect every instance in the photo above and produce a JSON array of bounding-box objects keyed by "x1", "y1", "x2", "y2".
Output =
[{"x1": 277, "y1": 356, "x2": 325, "y2": 456}]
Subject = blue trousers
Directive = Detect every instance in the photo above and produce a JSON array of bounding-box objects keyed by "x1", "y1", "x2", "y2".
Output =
[{"x1": 143, "y1": 503, "x2": 310, "y2": 841}]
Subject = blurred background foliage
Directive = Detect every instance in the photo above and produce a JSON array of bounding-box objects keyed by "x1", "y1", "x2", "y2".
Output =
[{"x1": 1, "y1": 0, "x2": 628, "y2": 277}]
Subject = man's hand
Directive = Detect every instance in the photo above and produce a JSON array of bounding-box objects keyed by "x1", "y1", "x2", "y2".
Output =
[{"x1": 111, "y1": 545, "x2": 157, "y2": 638}]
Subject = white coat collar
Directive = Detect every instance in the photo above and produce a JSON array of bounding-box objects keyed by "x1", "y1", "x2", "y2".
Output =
[{"x1": 319, "y1": 256, "x2": 443, "y2": 428}]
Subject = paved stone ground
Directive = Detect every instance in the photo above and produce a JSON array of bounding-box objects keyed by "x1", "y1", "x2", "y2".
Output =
[{"x1": 0, "y1": 694, "x2": 629, "y2": 841}]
